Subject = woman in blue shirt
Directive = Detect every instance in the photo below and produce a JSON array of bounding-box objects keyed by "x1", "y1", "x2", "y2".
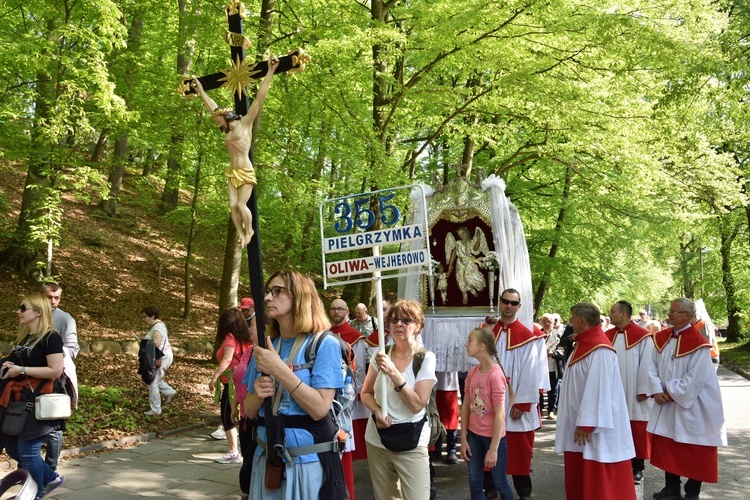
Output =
[{"x1": 243, "y1": 270, "x2": 346, "y2": 499}]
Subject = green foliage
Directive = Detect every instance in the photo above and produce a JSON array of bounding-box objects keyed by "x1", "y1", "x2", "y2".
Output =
[
  {"x1": 1, "y1": 0, "x2": 750, "y2": 333},
  {"x1": 67, "y1": 386, "x2": 139, "y2": 436}
]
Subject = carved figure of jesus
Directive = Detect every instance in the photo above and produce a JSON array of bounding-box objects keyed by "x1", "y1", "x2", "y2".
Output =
[{"x1": 192, "y1": 56, "x2": 279, "y2": 247}]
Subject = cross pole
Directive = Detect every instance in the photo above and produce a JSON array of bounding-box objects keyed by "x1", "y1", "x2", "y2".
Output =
[{"x1": 180, "y1": 4, "x2": 308, "y2": 481}]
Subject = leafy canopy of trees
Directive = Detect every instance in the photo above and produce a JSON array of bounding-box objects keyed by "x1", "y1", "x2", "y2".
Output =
[{"x1": 1, "y1": 0, "x2": 749, "y2": 340}]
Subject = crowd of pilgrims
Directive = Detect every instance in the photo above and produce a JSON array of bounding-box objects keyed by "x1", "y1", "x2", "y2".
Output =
[{"x1": 208, "y1": 275, "x2": 725, "y2": 500}]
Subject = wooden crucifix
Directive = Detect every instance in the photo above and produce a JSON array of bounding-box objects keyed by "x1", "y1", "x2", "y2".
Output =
[
  {"x1": 179, "y1": 0, "x2": 309, "y2": 347},
  {"x1": 181, "y1": 3, "x2": 309, "y2": 487}
]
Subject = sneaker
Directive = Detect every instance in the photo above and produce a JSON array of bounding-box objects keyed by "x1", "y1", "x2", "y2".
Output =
[
  {"x1": 445, "y1": 450, "x2": 458, "y2": 465},
  {"x1": 215, "y1": 449, "x2": 241, "y2": 464},
  {"x1": 38, "y1": 474, "x2": 64, "y2": 499},
  {"x1": 144, "y1": 409, "x2": 161, "y2": 416},
  {"x1": 164, "y1": 391, "x2": 177, "y2": 404},
  {"x1": 548, "y1": 411, "x2": 556, "y2": 419},
  {"x1": 211, "y1": 425, "x2": 226, "y2": 440}
]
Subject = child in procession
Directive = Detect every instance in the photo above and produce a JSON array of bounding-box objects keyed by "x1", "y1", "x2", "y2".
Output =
[{"x1": 461, "y1": 327, "x2": 514, "y2": 500}]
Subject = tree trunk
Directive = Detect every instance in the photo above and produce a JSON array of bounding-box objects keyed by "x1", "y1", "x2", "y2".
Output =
[
  {"x1": 719, "y1": 217, "x2": 742, "y2": 341},
  {"x1": 90, "y1": 128, "x2": 110, "y2": 162},
  {"x1": 219, "y1": 219, "x2": 243, "y2": 312},
  {"x1": 161, "y1": 0, "x2": 193, "y2": 214},
  {"x1": 677, "y1": 236, "x2": 696, "y2": 299},
  {"x1": 98, "y1": 134, "x2": 128, "y2": 217},
  {"x1": 183, "y1": 147, "x2": 203, "y2": 320},
  {"x1": 141, "y1": 148, "x2": 155, "y2": 177},
  {"x1": 533, "y1": 167, "x2": 571, "y2": 312},
  {"x1": 1, "y1": 19, "x2": 57, "y2": 275},
  {"x1": 299, "y1": 121, "x2": 329, "y2": 264}
]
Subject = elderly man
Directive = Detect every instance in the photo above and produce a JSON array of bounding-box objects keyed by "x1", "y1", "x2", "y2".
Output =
[
  {"x1": 606, "y1": 300, "x2": 655, "y2": 484},
  {"x1": 350, "y1": 303, "x2": 375, "y2": 337},
  {"x1": 555, "y1": 302, "x2": 635, "y2": 500},
  {"x1": 647, "y1": 298, "x2": 726, "y2": 500}
]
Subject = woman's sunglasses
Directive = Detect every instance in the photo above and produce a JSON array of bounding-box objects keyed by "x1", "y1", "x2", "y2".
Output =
[{"x1": 17, "y1": 304, "x2": 31, "y2": 313}]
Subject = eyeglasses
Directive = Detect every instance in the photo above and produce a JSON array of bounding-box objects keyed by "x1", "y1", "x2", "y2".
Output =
[
  {"x1": 500, "y1": 298, "x2": 520, "y2": 307},
  {"x1": 389, "y1": 318, "x2": 415, "y2": 326},
  {"x1": 264, "y1": 285, "x2": 287, "y2": 297},
  {"x1": 667, "y1": 309, "x2": 688, "y2": 315},
  {"x1": 17, "y1": 304, "x2": 30, "y2": 313},
  {"x1": 330, "y1": 307, "x2": 347, "y2": 313}
]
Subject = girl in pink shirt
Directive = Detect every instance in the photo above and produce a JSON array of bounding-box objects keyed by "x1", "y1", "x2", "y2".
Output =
[{"x1": 461, "y1": 327, "x2": 514, "y2": 500}]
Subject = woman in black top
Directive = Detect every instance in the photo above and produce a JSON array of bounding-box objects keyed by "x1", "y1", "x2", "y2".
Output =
[{"x1": 1, "y1": 293, "x2": 65, "y2": 498}]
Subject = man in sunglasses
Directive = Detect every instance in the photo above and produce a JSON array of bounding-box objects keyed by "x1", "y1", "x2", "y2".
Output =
[
  {"x1": 41, "y1": 282, "x2": 80, "y2": 472},
  {"x1": 481, "y1": 288, "x2": 542, "y2": 500}
]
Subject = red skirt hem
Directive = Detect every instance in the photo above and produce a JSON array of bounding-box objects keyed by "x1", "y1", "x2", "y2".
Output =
[{"x1": 649, "y1": 433, "x2": 718, "y2": 483}]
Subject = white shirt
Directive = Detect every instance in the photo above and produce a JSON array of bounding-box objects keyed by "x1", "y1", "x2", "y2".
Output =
[{"x1": 365, "y1": 350, "x2": 437, "y2": 449}]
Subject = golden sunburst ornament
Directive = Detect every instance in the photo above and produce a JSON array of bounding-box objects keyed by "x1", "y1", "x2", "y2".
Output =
[{"x1": 218, "y1": 55, "x2": 262, "y2": 98}]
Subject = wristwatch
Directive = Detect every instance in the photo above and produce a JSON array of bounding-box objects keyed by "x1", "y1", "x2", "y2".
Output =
[
  {"x1": 21, "y1": 366, "x2": 26, "y2": 375},
  {"x1": 394, "y1": 381, "x2": 406, "y2": 392}
]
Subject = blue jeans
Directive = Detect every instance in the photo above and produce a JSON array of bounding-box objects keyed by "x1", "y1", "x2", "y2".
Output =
[
  {"x1": 466, "y1": 430, "x2": 513, "y2": 500},
  {"x1": 6, "y1": 434, "x2": 57, "y2": 492},
  {"x1": 45, "y1": 430, "x2": 62, "y2": 469}
]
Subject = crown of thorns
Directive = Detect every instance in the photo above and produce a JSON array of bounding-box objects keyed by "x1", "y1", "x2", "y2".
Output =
[{"x1": 212, "y1": 106, "x2": 234, "y2": 117}]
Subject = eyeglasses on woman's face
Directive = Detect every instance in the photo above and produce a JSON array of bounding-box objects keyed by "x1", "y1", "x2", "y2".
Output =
[
  {"x1": 389, "y1": 318, "x2": 415, "y2": 326},
  {"x1": 17, "y1": 304, "x2": 32, "y2": 313},
  {"x1": 264, "y1": 285, "x2": 287, "y2": 298}
]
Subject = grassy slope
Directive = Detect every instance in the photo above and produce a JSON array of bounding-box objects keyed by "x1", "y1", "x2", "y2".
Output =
[{"x1": 0, "y1": 162, "x2": 230, "y2": 449}]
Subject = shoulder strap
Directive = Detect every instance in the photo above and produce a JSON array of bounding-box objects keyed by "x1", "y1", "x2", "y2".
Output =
[
  {"x1": 412, "y1": 347, "x2": 427, "y2": 377},
  {"x1": 290, "y1": 331, "x2": 328, "y2": 372}
]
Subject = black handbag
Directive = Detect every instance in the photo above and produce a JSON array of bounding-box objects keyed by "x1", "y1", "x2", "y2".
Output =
[
  {"x1": 1, "y1": 401, "x2": 32, "y2": 437},
  {"x1": 375, "y1": 415, "x2": 426, "y2": 452}
]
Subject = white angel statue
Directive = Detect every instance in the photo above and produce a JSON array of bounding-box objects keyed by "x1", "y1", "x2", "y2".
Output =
[{"x1": 445, "y1": 227, "x2": 490, "y2": 305}]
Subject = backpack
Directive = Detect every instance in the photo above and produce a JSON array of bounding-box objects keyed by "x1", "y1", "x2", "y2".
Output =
[
  {"x1": 386, "y1": 345, "x2": 445, "y2": 447},
  {"x1": 137, "y1": 338, "x2": 164, "y2": 385},
  {"x1": 300, "y1": 331, "x2": 358, "y2": 434}
]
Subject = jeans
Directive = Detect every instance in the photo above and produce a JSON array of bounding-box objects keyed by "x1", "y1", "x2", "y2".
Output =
[
  {"x1": 466, "y1": 431, "x2": 513, "y2": 500},
  {"x1": 45, "y1": 430, "x2": 62, "y2": 470},
  {"x1": 6, "y1": 434, "x2": 57, "y2": 492}
]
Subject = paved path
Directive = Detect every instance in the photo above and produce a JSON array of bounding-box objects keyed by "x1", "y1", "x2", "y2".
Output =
[{"x1": 1, "y1": 366, "x2": 747, "y2": 499}]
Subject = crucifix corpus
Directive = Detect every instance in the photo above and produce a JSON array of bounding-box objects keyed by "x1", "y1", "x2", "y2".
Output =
[{"x1": 178, "y1": 2, "x2": 309, "y2": 490}]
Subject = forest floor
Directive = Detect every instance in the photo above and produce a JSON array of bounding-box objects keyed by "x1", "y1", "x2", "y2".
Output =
[{"x1": 0, "y1": 161, "x2": 232, "y2": 451}]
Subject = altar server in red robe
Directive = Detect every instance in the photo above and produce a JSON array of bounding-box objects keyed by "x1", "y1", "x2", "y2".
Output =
[
  {"x1": 646, "y1": 298, "x2": 726, "y2": 500},
  {"x1": 606, "y1": 300, "x2": 655, "y2": 484},
  {"x1": 482, "y1": 288, "x2": 542, "y2": 500},
  {"x1": 555, "y1": 302, "x2": 636, "y2": 500}
]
